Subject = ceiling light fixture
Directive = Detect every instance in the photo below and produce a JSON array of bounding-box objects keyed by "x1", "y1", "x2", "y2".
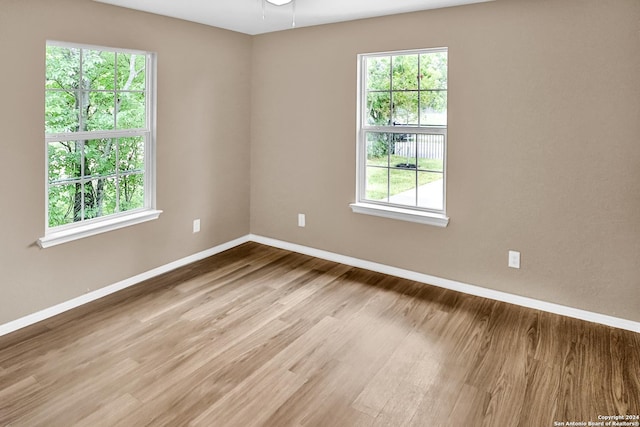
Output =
[{"x1": 262, "y1": 0, "x2": 296, "y2": 28}]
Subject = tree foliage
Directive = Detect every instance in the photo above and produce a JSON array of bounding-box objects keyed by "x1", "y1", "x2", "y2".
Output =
[
  {"x1": 365, "y1": 51, "x2": 447, "y2": 158},
  {"x1": 46, "y1": 45, "x2": 147, "y2": 227}
]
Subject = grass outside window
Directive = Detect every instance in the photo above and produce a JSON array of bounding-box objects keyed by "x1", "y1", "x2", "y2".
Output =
[{"x1": 365, "y1": 155, "x2": 443, "y2": 202}]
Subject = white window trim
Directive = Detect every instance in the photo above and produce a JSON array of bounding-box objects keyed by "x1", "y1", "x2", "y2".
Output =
[
  {"x1": 40, "y1": 41, "x2": 160, "y2": 248},
  {"x1": 353, "y1": 47, "x2": 449, "y2": 227},
  {"x1": 37, "y1": 209, "x2": 162, "y2": 248},
  {"x1": 349, "y1": 202, "x2": 449, "y2": 227}
]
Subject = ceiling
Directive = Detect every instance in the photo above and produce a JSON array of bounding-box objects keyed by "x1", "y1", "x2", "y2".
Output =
[{"x1": 94, "y1": 0, "x2": 494, "y2": 35}]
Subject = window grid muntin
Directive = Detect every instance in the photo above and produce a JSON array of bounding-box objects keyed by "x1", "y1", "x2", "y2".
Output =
[
  {"x1": 359, "y1": 47, "x2": 447, "y2": 215},
  {"x1": 45, "y1": 45, "x2": 149, "y2": 134},
  {"x1": 45, "y1": 40, "x2": 153, "y2": 232},
  {"x1": 364, "y1": 48, "x2": 447, "y2": 128},
  {"x1": 362, "y1": 130, "x2": 446, "y2": 211},
  {"x1": 46, "y1": 134, "x2": 147, "y2": 227}
]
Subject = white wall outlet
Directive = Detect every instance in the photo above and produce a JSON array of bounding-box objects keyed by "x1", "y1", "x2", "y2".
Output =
[
  {"x1": 193, "y1": 219, "x2": 201, "y2": 233},
  {"x1": 298, "y1": 213, "x2": 306, "y2": 228},
  {"x1": 508, "y1": 250, "x2": 520, "y2": 269}
]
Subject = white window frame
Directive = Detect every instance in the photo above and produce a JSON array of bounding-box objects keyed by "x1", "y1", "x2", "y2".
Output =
[
  {"x1": 350, "y1": 47, "x2": 449, "y2": 227},
  {"x1": 38, "y1": 41, "x2": 161, "y2": 248}
]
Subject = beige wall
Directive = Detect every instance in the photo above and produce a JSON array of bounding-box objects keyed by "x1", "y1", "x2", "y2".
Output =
[
  {"x1": 1, "y1": 0, "x2": 638, "y2": 327},
  {"x1": 0, "y1": 0, "x2": 252, "y2": 324},
  {"x1": 251, "y1": 0, "x2": 640, "y2": 322}
]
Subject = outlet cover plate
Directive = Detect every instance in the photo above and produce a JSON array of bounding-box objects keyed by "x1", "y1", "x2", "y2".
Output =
[{"x1": 508, "y1": 250, "x2": 520, "y2": 269}]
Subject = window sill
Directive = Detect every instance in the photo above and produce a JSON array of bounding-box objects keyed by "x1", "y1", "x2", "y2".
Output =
[
  {"x1": 37, "y1": 209, "x2": 163, "y2": 249},
  {"x1": 350, "y1": 203, "x2": 449, "y2": 227}
]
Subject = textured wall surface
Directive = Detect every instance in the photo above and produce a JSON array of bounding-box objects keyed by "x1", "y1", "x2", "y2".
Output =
[
  {"x1": 0, "y1": 0, "x2": 252, "y2": 324},
  {"x1": 250, "y1": 0, "x2": 640, "y2": 322},
  {"x1": 1, "y1": 0, "x2": 638, "y2": 326}
]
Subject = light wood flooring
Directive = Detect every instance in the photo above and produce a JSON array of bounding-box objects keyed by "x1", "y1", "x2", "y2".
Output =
[{"x1": 1, "y1": 242, "x2": 639, "y2": 426}]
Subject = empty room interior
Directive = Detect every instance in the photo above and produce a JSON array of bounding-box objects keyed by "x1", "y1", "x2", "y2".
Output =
[{"x1": 1, "y1": 0, "x2": 639, "y2": 425}]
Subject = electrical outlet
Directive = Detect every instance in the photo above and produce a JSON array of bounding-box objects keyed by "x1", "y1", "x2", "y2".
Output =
[
  {"x1": 298, "y1": 213, "x2": 306, "y2": 227},
  {"x1": 193, "y1": 219, "x2": 201, "y2": 233},
  {"x1": 508, "y1": 250, "x2": 520, "y2": 269}
]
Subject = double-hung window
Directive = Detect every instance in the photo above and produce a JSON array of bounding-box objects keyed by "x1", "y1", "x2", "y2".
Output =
[
  {"x1": 39, "y1": 41, "x2": 160, "y2": 248},
  {"x1": 351, "y1": 48, "x2": 449, "y2": 227}
]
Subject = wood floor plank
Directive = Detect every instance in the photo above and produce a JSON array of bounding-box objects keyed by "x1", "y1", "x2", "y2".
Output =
[
  {"x1": 9, "y1": 357, "x2": 140, "y2": 427},
  {"x1": 189, "y1": 366, "x2": 307, "y2": 426},
  {"x1": 0, "y1": 375, "x2": 40, "y2": 423},
  {"x1": 448, "y1": 384, "x2": 491, "y2": 426},
  {"x1": 407, "y1": 369, "x2": 468, "y2": 426},
  {"x1": 0, "y1": 242, "x2": 638, "y2": 426},
  {"x1": 517, "y1": 358, "x2": 560, "y2": 427},
  {"x1": 354, "y1": 331, "x2": 440, "y2": 425},
  {"x1": 72, "y1": 393, "x2": 140, "y2": 427}
]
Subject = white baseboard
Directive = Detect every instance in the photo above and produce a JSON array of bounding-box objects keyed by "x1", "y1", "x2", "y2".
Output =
[
  {"x1": 249, "y1": 234, "x2": 640, "y2": 334},
  {"x1": 0, "y1": 235, "x2": 251, "y2": 337},
  {"x1": 2, "y1": 233, "x2": 638, "y2": 338}
]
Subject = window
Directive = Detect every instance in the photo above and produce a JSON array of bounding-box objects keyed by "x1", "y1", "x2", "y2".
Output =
[
  {"x1": 351, "y1": 48, "x2": 449, "y2": 227},
  {"x1": 39, "y1": 41, "x2": 160, "y2": 248}
]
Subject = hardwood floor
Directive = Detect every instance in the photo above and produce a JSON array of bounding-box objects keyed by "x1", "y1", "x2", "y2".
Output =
[{"x1": 1, "y1": 242, "x2": 638, "y2": 426}]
